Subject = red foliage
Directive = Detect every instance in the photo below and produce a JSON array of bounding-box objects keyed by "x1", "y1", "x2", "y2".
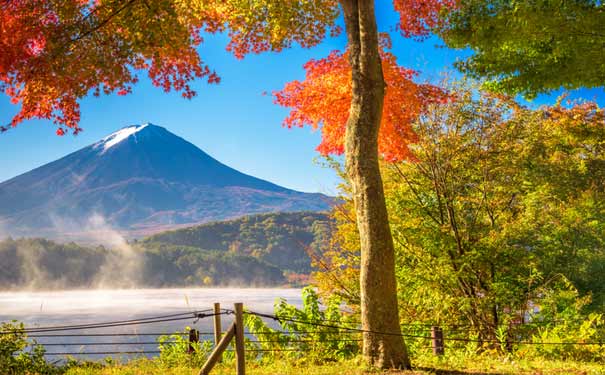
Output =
[
  {"x1": 1, "y1": 0, "x2": 453, "y2": 137},
  {"x1": 274, "y1": 43, "x2": 447, "y2": 162},
  {"x1": 393, "y1": 0, "x2": 458, "y2": 38},
  {"x1": 0, "y1": 0, "x2": 220, "y2": 134}
]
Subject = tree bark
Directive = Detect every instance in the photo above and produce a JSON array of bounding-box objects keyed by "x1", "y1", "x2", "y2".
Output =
[{"x1": 340, "y1": 0, "x2": 411, "y2": 369}]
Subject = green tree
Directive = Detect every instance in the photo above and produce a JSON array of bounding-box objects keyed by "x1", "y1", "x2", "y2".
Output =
[
  {"x1": 316, "y1": 82, "x2": 605, "y2": 342},
  {"x1": 440, "y1": 0, "x2": 605, "y2": 98},
  {"x1": 508, "y1": 99, "x2": 605, "y2": 310}
]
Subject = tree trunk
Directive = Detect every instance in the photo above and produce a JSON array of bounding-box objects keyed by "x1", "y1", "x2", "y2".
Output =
[{"x1": 340, "y1": 0, "x2": 411, "y2": 369}]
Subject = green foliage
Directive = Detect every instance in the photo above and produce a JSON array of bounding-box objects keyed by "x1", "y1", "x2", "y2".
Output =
[
  {"x1": 138, "y1": 242, "x2": 285, "y2": 286},
  {"x1": 244, "y1": 287, "x2": 360, "y2": 364},
  {"x1": 0, "y1": 238, "x2": 108, "y2": 289},
  {"x1": 145, "y1": 211, "x2": 333, "y2": 273},
  {"x1": 521, "y1": 281, "x2": 605, "y2": 361},
  {"x1": 316, "y1": 81, "x2": 605, "y2": 346},
  {"x1": 384, "y1": 86, "x2": 557, "y2": 335},
  {"x1": 0, "y1": 237, "x2": 285, "y2": 289},
  {"x1": 440, "y1": 0, "x2": 605, "y2": 98},
  {"x1": 157, "y1": 329, "x2": 213, "y2": 368},
  {"x1": 0, "y1": 321, "x2": 59, "y2": 375}
]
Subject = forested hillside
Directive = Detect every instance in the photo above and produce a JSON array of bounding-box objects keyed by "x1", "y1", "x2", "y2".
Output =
[
  {"x1": 0, "y1": 238, "x2": 285, "y2": 289},
  {"x1": 0, "y1": 212, "x2": 332, "y2": 290},
  {"x1": 143, "y1": 211, "x2": 333, "y2": 273}
]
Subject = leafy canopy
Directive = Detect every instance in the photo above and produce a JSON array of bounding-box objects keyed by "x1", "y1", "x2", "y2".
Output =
[
  {"x1": 2, "y1": 0, "x2": 454, "y2": 152},
  {"x1": 1, "y1": 0, "x2": 217, "y2": 134},
  {"x1": 0, "y1": 0, "x2": 339, "y2": 134},
  {"x1": 274, "y1": 36, "x2": 447, "y2": 162},
  {"x1": 314, "y1": 82, "x2": 605, "y2": 333},
  {"x1": 440, "y1": 0, "x2": 605, "y2": 98}
]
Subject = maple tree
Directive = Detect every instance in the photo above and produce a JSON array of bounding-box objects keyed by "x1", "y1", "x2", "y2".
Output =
[
  {"x1": 274, "y1": 39, "x2": 445, "y2": 162},
  {"x1": 0, "y1": 0, "x2": 339, "y2": 134},
  {"x1": 1, "y1": 0, "x2": 456, "y2": 369},
  {"x1": 0, "y1": 0, "x2": 221, "y2": 134},
  {"x1": 273, "y1": 2, "x2": 450, "y2": 368}
]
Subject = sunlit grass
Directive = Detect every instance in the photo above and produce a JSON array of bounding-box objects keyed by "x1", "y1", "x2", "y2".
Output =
[{"x1": 60, "y1": 354, "x2": 605, "y2": 375}]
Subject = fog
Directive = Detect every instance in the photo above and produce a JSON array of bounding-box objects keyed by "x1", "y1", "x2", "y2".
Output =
[
  {"x1": 83, "y1": 214, "x2": 143, "y2": 288},
  {"x1": 0, "y1": 288, "x2": 303, "y2": 338},
  {"x1": 0, "y1": 287, "x2": 302, "y2": 318},
  {"x1": 0, "y1": 288, "x2": 303, "y2": 360},
  {"x1": 6, "y1": 213, "x2": 144, "y2": 289}
]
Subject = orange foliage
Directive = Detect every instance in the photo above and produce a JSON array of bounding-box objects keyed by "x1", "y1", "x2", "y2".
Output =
[
  {"x1": 393, "y1": 0, "x2": 458, "y2": 38},
  {"x1": 274, "y1": 42, "x2": 447, "y2": 162},
  {"x1": 1, "y1": 0, "x2": 452, "y2": 136},
  {"x1": 0, "y1": 0, "x2": 221, "y2": 134}
]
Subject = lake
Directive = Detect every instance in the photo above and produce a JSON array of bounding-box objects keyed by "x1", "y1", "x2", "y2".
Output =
[{"x1": 0, "y1": 288, "x2": 303, "y2": 360}]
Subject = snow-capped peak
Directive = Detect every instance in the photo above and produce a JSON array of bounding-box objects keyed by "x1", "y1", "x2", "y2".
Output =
[{"x1": 96, "y1": 123, "x2": 150, "y2": 153}]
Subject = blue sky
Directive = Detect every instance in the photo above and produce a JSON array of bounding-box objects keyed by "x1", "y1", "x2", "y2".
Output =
[{"x1": 1, "y1": 3, "x2": 603, "y2": 193}]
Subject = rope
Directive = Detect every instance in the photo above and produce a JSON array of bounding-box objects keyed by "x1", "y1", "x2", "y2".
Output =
[
  {"x1": 224, "y1": 349, "x2": 302, "y2": 353},
  {"x1": 33, "y1": 342, "x2": 172, "y2": 346},
  {"x1": 250, "y1": 339, "x2": 362, "y2": 343},
  {"x1": 246, "y1": 349, "x2": 302, "y2": 352},
  {"x1": 244, "y1": 311, "x2": 605, "y2": 346},
  {"x1": 440, "y1": 337, "x2": 605, "y2": 346},
  {"x1": 1, "y1": 310, "x2": 221, "y2": 334},
  {"x1": 44, "y1": 350, "x2": 160, "y2": 355},
  {"x1": 29, "y1": 332, "x2": 205, "y2": 337},
  {"x1": 247, "y1": 330, "x2": 361, "y2": 335},
  {"x1": 244, "y1": 310, "x2": 404, "y2": 337},
  {"x1": 7, "y1": 306, "x2": 603, "y2": 353}
]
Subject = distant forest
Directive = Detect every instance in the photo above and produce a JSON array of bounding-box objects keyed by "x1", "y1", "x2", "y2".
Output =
[
  {"x1": 144, "y1": 211, "x2": 333, "y2": 273},
  {"x1": 0, "y1": 212, "x2": 332, "y2": 290}
]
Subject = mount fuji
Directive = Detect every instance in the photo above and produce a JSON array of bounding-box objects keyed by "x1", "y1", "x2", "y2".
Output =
[{"x1": 0, "y1": 123, "x2": 331, "y2": 238}]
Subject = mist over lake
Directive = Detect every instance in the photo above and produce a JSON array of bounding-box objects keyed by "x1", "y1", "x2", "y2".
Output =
[
  {"x1": 1, "y1": 287, "x2": 302, "y2": 322},
  {"x1": 0, "y1": 288, "x2": 303, "y2": 360}
]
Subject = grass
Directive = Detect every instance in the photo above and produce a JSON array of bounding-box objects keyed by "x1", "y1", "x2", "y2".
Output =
[{"x1": 59, "y1": 354, "x2": 605, "y2": 375}]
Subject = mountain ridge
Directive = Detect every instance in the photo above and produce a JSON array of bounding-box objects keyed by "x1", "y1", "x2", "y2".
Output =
[{"x1": 0, "y1": 123, "x2": 331, "y2": 238}]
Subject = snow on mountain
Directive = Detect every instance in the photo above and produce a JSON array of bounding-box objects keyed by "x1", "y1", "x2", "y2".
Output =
[
  {"x1": 96, "y1": 123, "x2": 149, "y2": 152},
  {"x1": 0, "y1": 123, "x2": 331, "y2": 238}
]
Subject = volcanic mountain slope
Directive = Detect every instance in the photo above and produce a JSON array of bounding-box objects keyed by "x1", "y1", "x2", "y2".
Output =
[{"x1": 0, "y1": 123, "x2": 331, "y2": 237}]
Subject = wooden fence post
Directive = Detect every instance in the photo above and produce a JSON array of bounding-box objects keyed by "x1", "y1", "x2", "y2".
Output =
[
  {"x1": 188, "y1": 328, "x2": 199, "y2": 354},
  {"x1": 198, "y1": 323, "x2": 236, "y2": 375},
  {"x1": 431, "y1": 326, "x2": 444, "y2": 356},
  {"x1": 234, "y1": 302, "x2": 245, "y2": 375},
  {"x1": 213, "y1": 302, "x2": 222, "y2": 363},
  {"x1": 213, "y1": 302, "x2": 222, "y2": 345}
]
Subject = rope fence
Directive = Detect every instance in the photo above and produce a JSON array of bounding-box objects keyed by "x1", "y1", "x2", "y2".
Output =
[
  {"x1": 3, "y1": 302, "x2": 604, "y2": 373},
  {"x1": 27, "y1": 332, "x2": 193, "y2": 338},
  {"x1": 1, "y1": 309, "x2": 219, "y2": 334},
  {"x1": 44, "y1": 351, "x2": 162, "y2": 356},
  {"x1": 242, "y1": 310, "x2": 605, "y2": 347}
]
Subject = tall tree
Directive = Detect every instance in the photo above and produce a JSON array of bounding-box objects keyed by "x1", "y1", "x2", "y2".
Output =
[
  {"x1": 1, "y1": 0, "x2": 450, "y2": 368},
  {"x1": 274, "y1": 32, "x2": 445, "y2": 368},
  {"x1": 272, "y1": 1, "x2": 449, "y2": 366},
  {"x1": 439, "y1": 0, "x2": 605, "y2": 98}
]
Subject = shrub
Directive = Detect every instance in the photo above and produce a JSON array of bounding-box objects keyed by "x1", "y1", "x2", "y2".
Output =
[
  {"x1": 519, "y1": 282, "x2": 605, "y2": 361},
  {"x1": 0, "y1": 321, "x2": 59, "y2": 375},
  {"x1": 244, "y1": 287, "x2": 360, "y2": 364},
  {"x1": 157, "y1": 328, "x2": 213, "y2": 368}
]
